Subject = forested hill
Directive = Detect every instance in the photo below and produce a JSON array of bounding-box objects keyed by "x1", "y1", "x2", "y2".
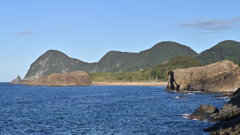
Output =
[
  {"x1": 196, "y1": 40, "x2": 240, "y2": 65},
  {"x1": 92, "y1": 41, "x2": 198, "y2": 72}
]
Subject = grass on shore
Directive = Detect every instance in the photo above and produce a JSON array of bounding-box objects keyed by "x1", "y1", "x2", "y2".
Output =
[{"x1": 88, "y1": 69, "x2": 157, "y2": 82}]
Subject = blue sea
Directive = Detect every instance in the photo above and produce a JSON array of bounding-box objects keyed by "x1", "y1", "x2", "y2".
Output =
[{"x1": 0, "y1": 83, "x2": 228, "y2": 135}]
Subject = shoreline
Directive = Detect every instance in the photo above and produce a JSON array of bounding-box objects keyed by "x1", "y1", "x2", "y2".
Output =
[{"x1": 92, "y1": 81, "x2": 168, "y2": 86}]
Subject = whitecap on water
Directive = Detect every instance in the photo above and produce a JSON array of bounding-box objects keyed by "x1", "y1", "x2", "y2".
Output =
[{"x1": 181, "y1": 114, "x2": 190, "y2": 119}]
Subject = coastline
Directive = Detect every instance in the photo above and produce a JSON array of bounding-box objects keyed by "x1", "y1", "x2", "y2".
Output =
[{"x1": 92, "y1": 81, "x2": 168, "y2": 86}]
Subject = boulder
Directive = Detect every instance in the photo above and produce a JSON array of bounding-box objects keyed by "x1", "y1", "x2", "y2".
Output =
[
  {"x1": 24, "y1": 71, "x2": 92, "y2": 86},
  {"x1": 166, "y1": 60, "x2": 240, "y2": 92},
  {"x1": 211, "y1": 88, "x2": 240, "y2": 122},
  {"x1": 11, "y1": 75, "x2": 22, "y2": 83},
  {"x1": 188, "y1": 104, "x2": 219, "y2": 121},
  {"x1": 203, "y1": 88, "x2": 240, "y2": 134}
]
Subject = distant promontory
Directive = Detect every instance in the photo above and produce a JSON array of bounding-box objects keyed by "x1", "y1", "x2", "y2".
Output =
[{"x1": 21, "y1": 71, "x2": 91, "y2": 86}]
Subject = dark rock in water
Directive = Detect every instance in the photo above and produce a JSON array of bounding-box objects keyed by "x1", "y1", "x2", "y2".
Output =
[
  {"x1": 205, "y1": 118, "x2": 240, "y2": 134},
  {"x1": 203, "y1": 88, "x2": 240, "y2": 134},
  {"x1": 188, "y1": 104, "x2": 219, "y2": 121},
  {"x1": 211, "y1": 90, "x2": 240, "y2": 122},
  {"x1": 166, "y1": 60, "x2": 240, "y2": 93},
  {"x1": 11, "y1": 75, "x2": 22, "y2": 83}
]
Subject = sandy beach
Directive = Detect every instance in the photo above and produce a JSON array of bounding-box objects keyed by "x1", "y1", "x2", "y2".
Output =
[{"x1": 92, "y1": 81, "x2": 168, "y2": 86}]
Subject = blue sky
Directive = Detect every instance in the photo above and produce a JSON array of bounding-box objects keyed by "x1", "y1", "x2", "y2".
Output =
[{"x1": 1, "y1": 0, "x2": 240, "y2": 82}]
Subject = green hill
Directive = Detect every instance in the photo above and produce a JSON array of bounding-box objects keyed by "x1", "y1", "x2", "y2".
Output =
[
  {"x1": 150, "y1": 55, "x2": 203, "y2": 80},
  {"x1": 91, "y1": 51, "x2": 137, "y2": 72},
  {"x1": 89, "y1": 55, "x2": 203, "y2": 82},
  {"x1": 196, "y1": 40, "x2": 240, "y2": 65},
  {"x1": 93, "y1": 41, "x2": 198, "y2": 72},
  {"x1": 24, "y1": 50, "x2": 96, "y2": 80}
]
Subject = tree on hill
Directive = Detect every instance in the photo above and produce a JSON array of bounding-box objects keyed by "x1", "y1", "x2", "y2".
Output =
[{"x1": 150, "y1": 55, "x2": 203, "y2": 80}]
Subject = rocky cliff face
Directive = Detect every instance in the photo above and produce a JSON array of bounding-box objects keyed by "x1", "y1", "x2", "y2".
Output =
[
  {"x1": 22, "y1": 71, "x2": 91, "y2": 86},
  {"x1": 11, "y1": 75, "x2": 22, "y2": 83},
  {"x1": 23, "y1": 50, "x2": 96, "y2": 80},
  {"x1": 166, "y1": 60, "x2": 240, "y2": 92}
]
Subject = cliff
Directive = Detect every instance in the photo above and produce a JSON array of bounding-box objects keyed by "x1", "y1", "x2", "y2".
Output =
[
  {"x1": 23, "y1": 71, "x2": 92, "y2": 86},
  {"x1": 166, "y1": 60, "x2": 240, "y2": 92}
]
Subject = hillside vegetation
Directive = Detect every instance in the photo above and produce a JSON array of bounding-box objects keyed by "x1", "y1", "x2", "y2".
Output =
[
  {"x1": 24, "y1": 41, "x2": 198, "y2": 80},
  {"x1": 150, "y1": 55, "x2": 204, "y2": 80},
  {"x1": 89, "y1": 55, "x2": 203, "y2": 82},
  {"x1": 93, "y1": 41, "x2": 198, "y2": 72},
  {"x1": 196, "y1": 40, "x2": 240, "y2": 65}
]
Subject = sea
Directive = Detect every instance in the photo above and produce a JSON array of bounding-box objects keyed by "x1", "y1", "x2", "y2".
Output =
[{"x1": 0, "y1": 83, "x2": 229, "y2": 135}]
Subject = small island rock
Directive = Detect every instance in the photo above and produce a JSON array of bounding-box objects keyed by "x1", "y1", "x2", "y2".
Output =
[{"x1": 11, "y1": 75, "x2": 22, "y2": 83}]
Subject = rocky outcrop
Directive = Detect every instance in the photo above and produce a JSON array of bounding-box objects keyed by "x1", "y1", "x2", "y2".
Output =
[
  {"x1": 166, "y1": 60, "x2": 240, "y2": 92},
  {"x1": 189, "y1": 88, "x2": 240, "y2": 134},
  {"x1": 22, "y1": 71, "x2": 92, "y2": 86},
  {"x1": 188, "y1": 104, "x2": 219, "y2": 121},
  {"x1": 210, "y1": 88, "x2": 240, "y2": 122},
  {"x1": 11, "y1": 75, "x2": 22, "y2": 83}
]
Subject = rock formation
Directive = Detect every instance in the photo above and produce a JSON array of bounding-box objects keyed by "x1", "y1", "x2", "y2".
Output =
[
  {"x1": 188, "y1": 104, "x2": 219, "y2": 121},
  {"x1": 188, "y1": 88, "x2": 240, "y2": 134},
  {"x1": 166, "y1": 60, "x2": 240, "y2": 92},
  {"x1": 22, "y1": 71, "x2": 92, "y2": 86},
  {"x1": 11, "y1": 75, "x2": 22, "y2": 83}
]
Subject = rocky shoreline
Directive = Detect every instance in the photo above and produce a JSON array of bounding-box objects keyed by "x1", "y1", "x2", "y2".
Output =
[
  {"x1": 164, "y1": 60, "x2": 240, "y2": 134},
  {"x1": 187, "y1": 88, "x2": 240, "y2": 134}
]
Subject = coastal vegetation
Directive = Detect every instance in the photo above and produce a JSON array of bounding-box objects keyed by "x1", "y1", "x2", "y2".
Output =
[{"x1": 89, "y1": 55, "x2": 203, "y2": 82}]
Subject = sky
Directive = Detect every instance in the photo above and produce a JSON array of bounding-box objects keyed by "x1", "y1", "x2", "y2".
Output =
[{"x1": 1, "y1": 0, "x2": 240, "y2": 82}]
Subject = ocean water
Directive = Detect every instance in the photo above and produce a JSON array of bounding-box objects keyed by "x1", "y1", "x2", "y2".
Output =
[{"x1": 0, "y1": 83, "x2": 228, "y2": 135}]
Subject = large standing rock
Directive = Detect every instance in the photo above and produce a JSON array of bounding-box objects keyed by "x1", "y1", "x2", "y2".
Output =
[
  {"x1": 166, "y1": 60, "x2": 240, "y2": 92},
  {"x1": 11, "y1": 75, "x2": 22, "y2": 83},
  {"x1": 24, "y1": 71, "x2": 92, "y2": 86}
]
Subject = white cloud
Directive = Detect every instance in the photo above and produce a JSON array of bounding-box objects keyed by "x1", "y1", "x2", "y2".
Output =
[{"x1": 179, "y1": 17, "x2": 240, "y2": 30}]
